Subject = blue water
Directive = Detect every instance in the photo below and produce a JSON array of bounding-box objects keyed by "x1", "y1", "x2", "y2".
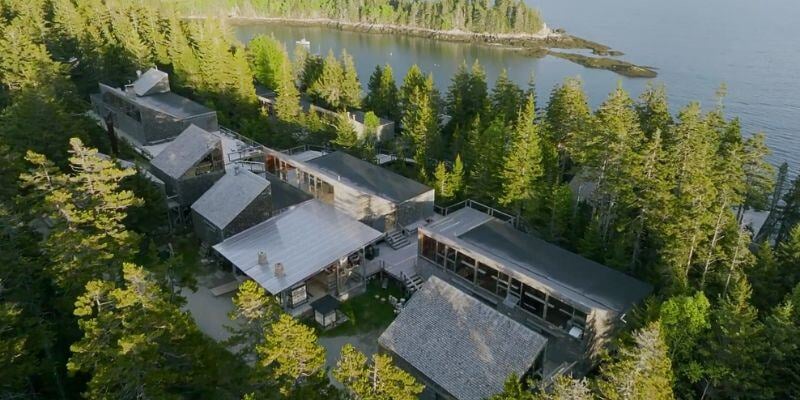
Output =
[{"x1": 233, "y1": 0, "x2": 800, "y2": 169}]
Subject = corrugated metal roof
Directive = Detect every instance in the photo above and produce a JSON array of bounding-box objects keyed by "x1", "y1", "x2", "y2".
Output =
[
  {"x1": 379, "y1": 276, "x2": 547, "y2": 400},
  {"x1": 133, "y1": 68, "x2": 169, "y2": 96},
  {"x1": 150, "y1": 125, "x2": 220, "y2": 180},
  {"x1": 213, "y1": 200, "x2": 383, "y2": 294},
  {"x1": 191, "y1": 169, "x2": 270, "y2": 229},
  {"x1": 422, "y1": 208, "x2": 653, "y2": 313},
  {"x1": 305, "y1": 151, "x2": 432, "y2": 203}
]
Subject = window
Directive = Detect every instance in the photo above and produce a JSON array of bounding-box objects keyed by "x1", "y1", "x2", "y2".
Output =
[
  {"x1": 421, "y1": 235, "x2": 436, "y2": 261},
  {"x1": 435, "y1": 242, "x2": 447, "y2": 265},
  {"x1": 476, "y1": 263, "x2": 498, "y2": 293},
  {"x1": 290, "y1": 284, "x2": 307, "y2": 307},
  {"x1": 521, "y1": 284, "x2": 546, "y2": 318},
  {"x1": 545, "y1": 297, "x2": 574, "y2": 329},
  {"x1": 455, "y1": 253, "x2": 475, "y2": 283},
  {"x1": 496, "y1": 272, "x2": 509, "y2": 298},
  {"x1": 509, "y1": 278, "x2": 522, "y2": 297},
  {"x1": 445, "y1": 247, "x2": 456, "y2": 271}
]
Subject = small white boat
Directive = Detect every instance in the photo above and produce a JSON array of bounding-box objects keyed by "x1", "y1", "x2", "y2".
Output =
[{"x1": 296, "y1": 38, "x2": 311, "y2": 48}]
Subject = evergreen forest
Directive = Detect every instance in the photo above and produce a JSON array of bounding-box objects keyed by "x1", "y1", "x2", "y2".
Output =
[{"x1": 2, "y1": 1, "x2": 800, "y2": 399}]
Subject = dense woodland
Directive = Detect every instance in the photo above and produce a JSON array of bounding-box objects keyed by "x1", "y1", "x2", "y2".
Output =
[
  {"x1": 174, "y1": 0, "x2": 546, "y2": 35},
  {"x1": 2, "y1": 0, "x2": 800, "y2": 399}
]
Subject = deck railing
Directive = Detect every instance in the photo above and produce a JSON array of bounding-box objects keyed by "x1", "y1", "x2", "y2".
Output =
[{"x1": 434, "y1": 199, "x2": 517, "y2": 225}]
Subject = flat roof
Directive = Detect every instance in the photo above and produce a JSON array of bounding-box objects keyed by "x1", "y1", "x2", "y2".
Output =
[
  {"x1": 421, "y1": 208, "x2": 652, "y2": 313},
  {"x1": 134, "y1": 91, "x2": 215, "y2": 119},
  {"x1": 213, "y1": 200, "x2": 383, "y2": 294},
  {"x1": 305, "y1": 151, "x2": 432, "y2": 203},
  {"x1": 191, "y1": 169, "x2": 270, "y2": 230},
  {"x1": 150, "y1": 125, "x2": 220, "y2": 180},
  {"x1": 132, "y1": 68, "x2": 169, "y2": 96},
  {"x1": 379, "y1": 276, "x2": 547, "y2": 400}
]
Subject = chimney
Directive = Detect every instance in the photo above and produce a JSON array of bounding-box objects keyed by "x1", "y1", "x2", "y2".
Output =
[
  {"x1": 274, "y1": 262, "x2": 285, "y2": 278},
  {"x1": 136, "y1": 70, "x2": 142, "y2": 78},
  {"x1": 257, "y1": 251, "x2": 267, "y2": 266}
]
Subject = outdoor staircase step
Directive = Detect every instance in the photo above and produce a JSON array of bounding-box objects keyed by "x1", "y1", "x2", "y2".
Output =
[
  {"x1": 386, "y1": 230, "x2": 410, "y2": 250},
  {"x1": 404, "y1": 273, "x2": 424, "y2": 292}
]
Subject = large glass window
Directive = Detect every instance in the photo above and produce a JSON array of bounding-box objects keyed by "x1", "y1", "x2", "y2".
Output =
[
  {"x1": 445, "y1": 247, "x2": 456, "y2": 271},
  {"x1": 521, "y1": 285, "x2": 546, "y2": 318},
  {"x1": 455, "y1": 253, "x2": 475, "y2": 283},
  {"x1": 509, "y1": 278, "x2": 522, "y2": 298},
  {"x1": 496, "y1": 272, "x2": 509, "y2": 298},
  {"x1": 421, "y1": 235, "x2": 436, "y2": 261},
  {"x1": 545, "y1": 297, "x2": 574, "y2": 329},
  {"x1": 435, "y1": 242, "x2": 447, "y2": 265},
  {"x1": 476, "y1": 263, "x2": 498, "y2": 293}
]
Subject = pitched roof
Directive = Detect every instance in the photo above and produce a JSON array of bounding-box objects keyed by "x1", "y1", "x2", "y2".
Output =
[
  {"x1": 305, "y1": 151, "x2": 432, "y2": 203},
  {"x1": 264, "y1": 172, "x2": 313, "y2": 211},
  {"x1": 133, "y1": 91, "x2": 215, "y2": 119},
  {"x1": 213, "y1": 200, "x2": 383, "y2": 294},
  {"x1": 132, "y1": 68, "x2": 170, "y2": 96},
  {"x1": 150, "y1": 125, "x2": 220, "y2": 180},
  {"x1": 191, "y1": 169, "x2": 270, "y2": 230},
  {"x1": 379, "y1": 276, "x2": 547, "y2": 400},
  {"x1": 422, "y1": 207, "x2": 653, "y2": 313}
]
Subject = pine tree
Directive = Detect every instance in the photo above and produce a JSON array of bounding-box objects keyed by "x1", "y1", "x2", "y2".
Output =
[
  {"x1": 333, "y1": 344, "x2": 424, "y2": 400},
  {"x1": 776, "y1": 224, "x2": 800, "y2": 295},
  {"x1": 333, "y1": 112, "x2": 360, "y2": 152},
  {"x1": 499, "y1": 94, "x2": 544, "y2": 215},
  {"x1": 491, "y1": 68, "x2": 524, "y2": 123},
  {"x1": 275, "y1": 54, "x2": 302, "y2": 122},
  {"x1": 636, "y1": 84, "x2": 672, "y2": 140},
  {"x1": 309, "y1": 50, "x2": 345, "y2": 110},
  {"x1": 256, "y1": 314, "x2": 327, "y2": 396},
  {"x1": 400, "y1": 64, "x2": 428, "y2": 121},
  {"x1": 68, "y1": 263, "x2": 241, "y2": 399},
  {"x1": 489, "y1": 374, "x2": 535, "y2": 400},
  {"x1": 226, "y1": 280, "x2": 281, "y2": 361},
  {"x1": 596, "y1": 321, "x2": 675, "y2": 400},
  {"x1": 364, "y1": 64, "x2": 398, "y2": 121},
  {"x1": 401, "y1": 85, "x2": 440, "y2": 176},
  {"x1": 466, "y1": 117, "x2": 506, "y2": 203},
  {"x1": 543, "y1": 77, "x2": 592, "y2": 185},
  {"x1": 434, "y1": 161, "x2": 453, "y2": 202},
  {"x1": 451, "y1": 154, "x2": 465, "y2": 201},
  {"x1": 702, "y1": 277, "x2": 767, "y2": 399},
  {"x1": 20, "y1": 139, "x2": 142, "y2": 297},
  {"x1": 340, "y1": 49, "x2": 362, "y2": 108}
]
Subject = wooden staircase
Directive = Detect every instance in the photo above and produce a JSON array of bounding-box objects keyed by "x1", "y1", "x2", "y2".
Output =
[
  {"x1": 402, "y1": 272, "x2": 424, "y2": 293},
  {"x1": 386, "y1": 230, "x2": 410, "y2": 250}
]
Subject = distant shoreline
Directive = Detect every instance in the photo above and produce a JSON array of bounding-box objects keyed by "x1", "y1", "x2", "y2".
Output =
[{"x1": 187, "y1": 15, "x2": 657, "y2": 78}]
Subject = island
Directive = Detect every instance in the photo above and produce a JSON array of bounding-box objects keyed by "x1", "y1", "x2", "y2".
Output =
[{"x1": 183, "y1": 0, "x2": 658, "y2": 78}]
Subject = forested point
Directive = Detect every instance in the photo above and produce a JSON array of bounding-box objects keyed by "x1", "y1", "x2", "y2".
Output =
[
  {"x1": 171, "y1": 0, "x2": 546, "y2": 35},
  {"x1": 2, "y1": 0, "x2": 800, "y2": 399}
]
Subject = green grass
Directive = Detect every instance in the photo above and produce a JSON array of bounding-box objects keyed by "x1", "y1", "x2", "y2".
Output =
[{"x1": 318, "y1": 279, "x2": 406, "y2": 337}]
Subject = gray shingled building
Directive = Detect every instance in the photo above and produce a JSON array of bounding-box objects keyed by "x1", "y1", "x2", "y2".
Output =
[
  {"x1": 190, "y1": 169, "x2": 312, "y2": 245},
  {"x1": 149, "y1": 125, "x2": 225, "y2": 208},
  {"x1": 90, "y1": 68, "x2": 218, "y2": 146},
  {"x1": 417, "y1": 207, "x2": 652, "y2": 371},
  {"x1": 379, "y1": 276, "x2": 548, "y2": 400},
  {"x1": 264, "y1": 149, "x2": 434, "y2": 232}
]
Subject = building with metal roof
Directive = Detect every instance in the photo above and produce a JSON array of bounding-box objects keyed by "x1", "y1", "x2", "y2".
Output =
[
  {"x1": 213, "y1": 199, "x2": 384, "y2": 312},
  {"x1": 264, "y1": 148, "x2": 435, "y2": 232},
  {"x1": 90, "y1": 68, "x2": 218, "y2": 146},
  {"x1": 149, "y1": 125, "x2": 225, "y2": 207},
  {"x1": 379, "y1": 276, "x2": 547, "y2": 400},
  {"x1": 416, "y1": 207, "x2": 652, "y2": 370}
]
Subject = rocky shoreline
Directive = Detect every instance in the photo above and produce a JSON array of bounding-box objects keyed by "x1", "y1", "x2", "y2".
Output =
[{"x1": 209, "y1": 16, "x2": 658, "y2": 78}]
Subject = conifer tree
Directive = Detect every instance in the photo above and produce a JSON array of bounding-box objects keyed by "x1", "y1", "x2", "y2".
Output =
[
  {"x1": 401, "y1": 85, "x2": 440, "y2": 176},
  {"x1": 333, "y1": 344, "x2": 423, "y2": 400},
  {"x1": 399, "y1": 64, "x2": 429, "y2": 120},
  {"x1": 364, "y1": 64, "x2": 398, "y2": 121},
  {"x1": 636, "y1": 84, "x2": 673, "y2": 140},
  {"x1": 248, "y1": 34, "x2": 289, "y2": 89},
  {"x1": 489, "y1": 374, "x2": 535, "y2": 400},
  {"x1": 256, "y1": 314, "x2": 327, "y2": 396},
  {"x1": 596, "y1": 321, "x2": 675, "y2": 400},
  {"x1": 341, "y1": 49, "x2": 362, "y2": 108},
  {"x1": 20, "y1": 139, "x2": 142, "y2": 296},
  {"x1": 451, "y1": 154, "x2": 465, "y2": 201},
  {"x1": 226, "y1": 280, "x2": 281, "y2": 361},
  {"x1": 658, "y1": 292, "x2": 711, "y2": 397},
  {"x1": 69, "y1": 264, "x2": 240, "y2": 399},
  {"x1": 275, "y1": 55, "x2": 302, "y2": 122},
  {"x1": 309, "y1": 50, "x2": 345, "y2": 109},
  {"x1": 491, "y1": 68, "x2": 524, "y2": 123},
  {"x1": 334, "y1": 112, "x2": 360, "y2": 151},
  {"x1": 499, "y1": 94, "x2": 544, "y2": 215},
  {"x1": 466, "y1": 118, "x2": 507, "y2": 204},
  {"x1": 543, "y1": 77, "x2": 592, "y2": 185},
  {"x1": 434, "y1": 161, "x2": 452, "y2": 201}
]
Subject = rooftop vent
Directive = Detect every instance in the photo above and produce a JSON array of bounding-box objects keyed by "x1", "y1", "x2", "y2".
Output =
[
  {"x1": 257, "y1": 251, "x2": 267, "y2": 266},
  {"x1": 274, "y1": 262, "x2": 285, "y2": 278}
]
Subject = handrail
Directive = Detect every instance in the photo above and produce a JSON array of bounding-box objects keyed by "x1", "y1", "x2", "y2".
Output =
[{"x1": 434, "y1": 199, "x2": 518, "y2": 226}]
